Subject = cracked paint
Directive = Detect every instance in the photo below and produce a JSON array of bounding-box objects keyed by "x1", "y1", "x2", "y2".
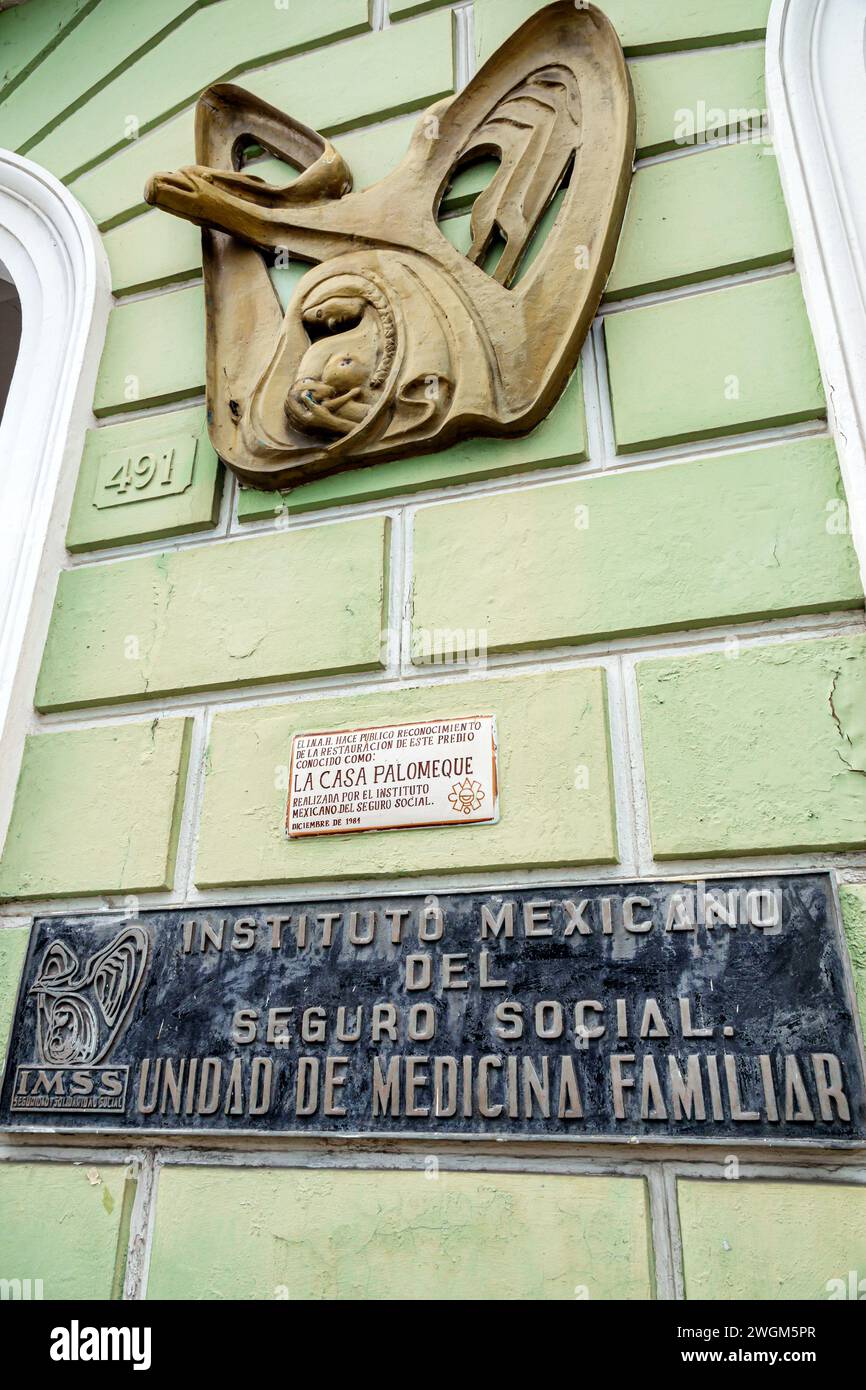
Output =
[
  {"x1": 828, "y1": 661, "x2": 866, "y2": 777},
  {"x1": 146, "y1": 1167, "x2": 653, "y2": 1300}
]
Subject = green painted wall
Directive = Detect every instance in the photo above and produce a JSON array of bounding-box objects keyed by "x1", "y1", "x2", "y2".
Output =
[
  {"x1": 412, "y1": 439, "x2": 862, "y2": 653},
  {"x1": 638, "y1": 636, "x2": 866, "y2": 857},
  {"x1": 37, "y1": 517, "x2": 390, "y2": 709},
  {"x1": 0, "y1": 0, "x2": 96, "y2": 99},
  {"x1": 678, "y1": 1179, "x2": 866, "y2": 1300},
  {"x1": 608, "y1": 140, "x2": 792, "y2": 299},
  {"x1": 840, "y1": 885, "x2": 866, "y2": 1040},
  {"x1": 475, "y1": 0, "x2": 772, "y2": 58},
  {"x1": 1, "y1": 1, "x2": 219, "y2": 156},
  {"x1": 606, "y1": 274, "x2": 825, "y2": 452},
  {"x1": 0, "y1": 719, "x2": 191, "y2": 899},
  {"x1": 26, "y1": 0, "x2": 374, "y2": 180},
  {"x1": 196, "y1": 668, "x2": 617, "y2": 887},
  {"x1": 0, "y1": 927, "x2": 28, "y2": 1071},
  {"x1": 0, "y1": 1161, "x2": 135, "y2": 1300},
  {"x1": 147, "y1": 1166, "x2": 654, "y2": 1300}
]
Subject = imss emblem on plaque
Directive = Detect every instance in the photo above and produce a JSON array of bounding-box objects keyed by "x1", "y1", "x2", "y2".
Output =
[
  {"x1": 10, "y1": 927, "x2": 149, "y2": 1114},
  {"x1": 144, "y1": 2, "x2": 634, "y2": 491}
]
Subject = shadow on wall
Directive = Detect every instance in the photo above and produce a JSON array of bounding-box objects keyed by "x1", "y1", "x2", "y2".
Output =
[{"x1": 0, "y1": 262, "x2": 21, "y2": 418}]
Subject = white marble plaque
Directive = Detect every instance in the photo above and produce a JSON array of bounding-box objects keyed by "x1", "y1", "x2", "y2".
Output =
[{"x1": 287, "y1": 715, "x2": 499, "y2": 837}]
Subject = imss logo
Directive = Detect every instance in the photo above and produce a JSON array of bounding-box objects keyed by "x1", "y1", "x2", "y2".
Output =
[
  {"x1": 50, "y1": 1321, "x2": 152, "y2": 1371},
  {"x1": 11, "y1": 925, "x2": 149, "y2": 1114}
]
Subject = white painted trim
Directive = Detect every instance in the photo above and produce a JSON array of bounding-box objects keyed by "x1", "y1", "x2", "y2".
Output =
[
  {"x1": 767, "y1": 0, "x2": 866, "y2": 594},
  {"x1": 0, "y1": 150, "x2": 111, "y2": 845}
]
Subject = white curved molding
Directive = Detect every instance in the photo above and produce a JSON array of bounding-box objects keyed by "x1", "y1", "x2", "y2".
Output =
[
  {"x1": 767, "y1": 0, "x2": 866, "y2": 592},
  {"x1": 0, "y1": 150, "x2": 111, "y2": 842}
]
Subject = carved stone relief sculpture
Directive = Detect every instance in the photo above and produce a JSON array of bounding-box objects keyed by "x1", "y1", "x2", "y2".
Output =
[{"x1": 145, "y1": 1, "x2": 635, "y2": 492}]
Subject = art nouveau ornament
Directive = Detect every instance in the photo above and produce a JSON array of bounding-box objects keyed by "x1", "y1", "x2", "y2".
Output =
[
  {"x1": 30, "y1": 927, "x2": 148, "y2": 1066},
  {"x1": 145, "y1": 2, "x2": 634, "y2": 491}
]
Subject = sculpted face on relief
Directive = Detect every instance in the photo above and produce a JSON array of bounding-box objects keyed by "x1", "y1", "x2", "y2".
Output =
[{"x1": 145, "y1": 1, "x2": 634, "y2": 492}]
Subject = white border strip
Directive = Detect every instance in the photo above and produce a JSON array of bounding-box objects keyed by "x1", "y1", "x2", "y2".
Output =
[
  {"x1": 0, "y1": 151, "x2": 111, "y2": 849},
  {"x1": 767, "y1": 0, "x2": 866, "y2": 594}
]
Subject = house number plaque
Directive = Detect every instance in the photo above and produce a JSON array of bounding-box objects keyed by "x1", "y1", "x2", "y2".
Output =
[{"x1": 94, "y1": 434, "x2": 198, "y2": 509}]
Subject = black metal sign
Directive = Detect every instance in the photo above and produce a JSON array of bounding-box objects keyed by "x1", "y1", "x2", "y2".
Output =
[{"x1": 1, "y1": 874, "x2": 864, "y2": 1144}]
